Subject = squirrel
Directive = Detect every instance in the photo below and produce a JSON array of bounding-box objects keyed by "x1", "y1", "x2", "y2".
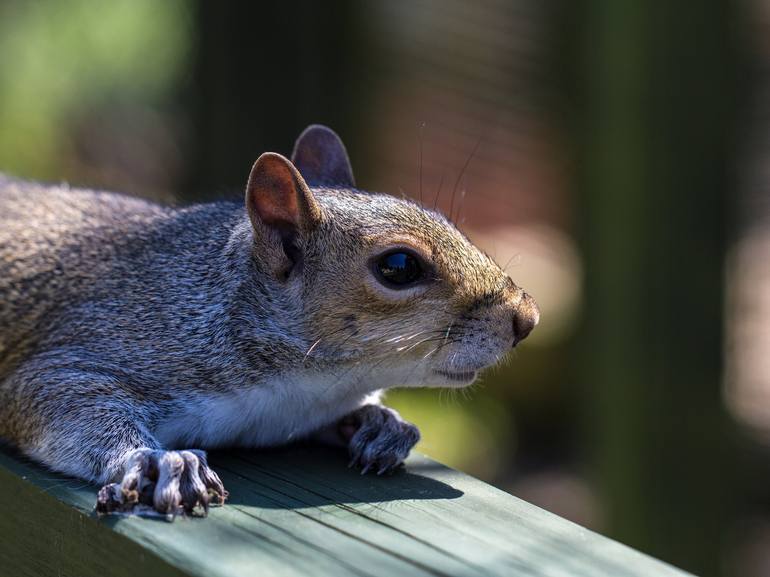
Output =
[{"x1": 0, "y1": 125, "x2": 539, "y2": 517}]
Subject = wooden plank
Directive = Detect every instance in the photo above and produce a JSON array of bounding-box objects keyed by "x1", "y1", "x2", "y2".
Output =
[{"x1": 0, "y1": 445, "x2": 692, "y2": 577}]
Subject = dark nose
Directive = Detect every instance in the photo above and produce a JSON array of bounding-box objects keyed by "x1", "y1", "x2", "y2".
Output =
[{"x1": 513, "y1": 292, "x2": 539, "y2": 345}]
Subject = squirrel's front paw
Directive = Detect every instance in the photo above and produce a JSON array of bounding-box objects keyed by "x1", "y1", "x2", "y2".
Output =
[
  {"x1": 343, "y1": 405, "x2": 420, "y2": 475},
  {"x1": 95, "y1": 448, "x2": 227, "y2": 518}
]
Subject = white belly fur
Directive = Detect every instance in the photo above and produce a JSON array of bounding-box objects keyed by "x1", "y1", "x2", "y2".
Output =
[{"x1": 153, "y1": 368, "x2": 383, "y2": 449}]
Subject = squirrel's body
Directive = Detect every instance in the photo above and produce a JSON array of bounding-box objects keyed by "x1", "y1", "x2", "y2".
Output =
[
  {"x1": 0, "y1": 126, "x2": 538, "y2": 516},
  {"x1": 0, "y1": 179, "x2": 386, "y2": 472}
]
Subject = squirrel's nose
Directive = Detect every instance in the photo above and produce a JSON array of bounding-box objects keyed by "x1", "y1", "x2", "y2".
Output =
[{"x1": 513, "y1": 292, "x2": 539, "y2": 346}]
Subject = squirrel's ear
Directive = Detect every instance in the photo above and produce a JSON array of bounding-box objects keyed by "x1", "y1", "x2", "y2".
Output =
[
  {"x1": 291, "y1": 124, "x2": 355, "y2": 188},
  {"x1": 245, "y1": 152, "x2": 321, "y2": 237}
]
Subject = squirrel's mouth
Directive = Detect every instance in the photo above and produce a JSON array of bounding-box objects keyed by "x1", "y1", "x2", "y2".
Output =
[{"x1": 433, "y1": 369, "x2": 478, "y2": 384}]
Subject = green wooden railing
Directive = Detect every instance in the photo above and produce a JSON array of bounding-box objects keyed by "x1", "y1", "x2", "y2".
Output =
[{"x1": 0, "y1": 445, "x2": 691, "y2": 577}]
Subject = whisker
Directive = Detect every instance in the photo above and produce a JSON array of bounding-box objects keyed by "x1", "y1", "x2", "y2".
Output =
[
  {"x1": 418, "y1": 121, "x2": 426, "y2": 207},
  {"x1": 303, "y1": 322, "x2": 359, "y2": 364},
  {"x1": 433, "y1": 171, "x2": 445, "y2": 212},
  {"x1": 502, "y1": 253, "x2": 521, "y2": 273},
  {"x1": 449, "y1": 137, "x2": 482, "y2": 223},
  {"x1": 443, "y1": 321, "x2": 455, "y2": 344},
  {"x1": 303, "y1": 338, "x2": 323, "y2": 361},
  {"x1": 302, "y1": 314, "x2": 469, "y2": 411},
  {"x1": 380, "y1": 326, "x2": 462, "y2": 346},
  {"x1": 396, "y1": 335, "x2": 460, "y2": 353},
  {"x1": 457, "y1": 189, "x2": 466, "y2": 224},
  {"x1": 422, "y1": 345, "x2": 441, "y2": 360},
  {"x1": 384, "y1": 329, "x2": 435, "y2": 344},
  {"x1": 397, "y1": 335, "x2": 449, "y2": 354},
  {"x1": 318, "y1": 327, "x2": 362, "y2": 367}
]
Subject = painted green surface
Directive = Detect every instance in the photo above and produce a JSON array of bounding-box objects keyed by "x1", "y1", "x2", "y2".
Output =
[{"x1": 0, "y1": 446, "x2": 692, "y2": 577}]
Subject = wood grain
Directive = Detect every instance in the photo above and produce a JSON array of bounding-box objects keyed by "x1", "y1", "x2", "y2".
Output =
[{"x1": 0, "y1": 446, "x2": 692, "y2": 576}]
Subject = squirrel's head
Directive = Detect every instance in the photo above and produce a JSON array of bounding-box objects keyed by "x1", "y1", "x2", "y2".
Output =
[{"x1": 244, "y1": 125, "x2": 538, "y2": 389}]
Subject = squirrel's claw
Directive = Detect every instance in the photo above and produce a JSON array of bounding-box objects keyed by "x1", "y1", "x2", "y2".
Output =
[
  {"x1": 188, "y1": 449, "x2": 227, "y2": 507},
  {"x1": 346, "y1": 405, "x2": 420, "y2": 476},
  {"x1": 95, "y1": 448, "x2": 227, "y2": 519}
]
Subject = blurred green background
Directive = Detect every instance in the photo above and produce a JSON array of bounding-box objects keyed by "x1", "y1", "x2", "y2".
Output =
[{"x1": 2, "y1": 1, "x2": 769, "y2": 575}]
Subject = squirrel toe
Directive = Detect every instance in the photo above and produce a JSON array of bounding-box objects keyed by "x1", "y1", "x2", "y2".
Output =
[{"x1": 95, "y1": 448, "x2": 227, "y2": 518}]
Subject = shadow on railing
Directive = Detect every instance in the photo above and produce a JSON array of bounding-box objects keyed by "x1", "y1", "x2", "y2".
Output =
[{"x1": 210, "y1": 445, "x2": 465, "y2": 509}]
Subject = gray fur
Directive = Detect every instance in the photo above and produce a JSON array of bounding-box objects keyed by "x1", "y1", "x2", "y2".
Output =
[
  {"x1": 0, "y1": 126, "x2": 538, "y2": 516},
  {"x1": 347, "y1": 405, "x2": 420, "y2": 475}
]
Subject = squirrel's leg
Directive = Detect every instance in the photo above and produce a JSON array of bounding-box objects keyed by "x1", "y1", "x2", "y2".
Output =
[
  {"x1": 315, "y1": 399, "x2": 420, "y2": 475},
  {"x1": 5, "y1": 366, "x2": 226, "y2": 516}
]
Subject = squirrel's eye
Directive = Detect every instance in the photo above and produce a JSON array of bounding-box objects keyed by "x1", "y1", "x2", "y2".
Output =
[{"x1": 375, "y1": 251, "x2": 424, "y2": 287}]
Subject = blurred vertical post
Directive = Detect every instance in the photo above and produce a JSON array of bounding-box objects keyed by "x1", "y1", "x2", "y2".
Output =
[
  {"x1": 575, "y1": 1, "x2": 741, "y2": 575},
  {"x1": 185, "y1": 0, "x2": 363, "y2": 200}
]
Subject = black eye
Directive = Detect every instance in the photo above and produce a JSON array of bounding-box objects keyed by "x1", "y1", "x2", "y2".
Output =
[{"x1": 375, "y1": 251, "x2": 424, "y2": 287}]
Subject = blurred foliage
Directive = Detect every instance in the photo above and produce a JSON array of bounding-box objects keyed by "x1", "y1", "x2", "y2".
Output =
[
  {"x1": 0, "y1": 0, "x2": 189, "y2": 178},
  {"x1": 388, "y1": 389, "x2": 515, "y2": 480}
]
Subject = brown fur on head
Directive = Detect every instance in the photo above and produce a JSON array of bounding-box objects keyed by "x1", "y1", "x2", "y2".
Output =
[{"x1": 246, "y1": 125, "x2": 538, "y2": 389}]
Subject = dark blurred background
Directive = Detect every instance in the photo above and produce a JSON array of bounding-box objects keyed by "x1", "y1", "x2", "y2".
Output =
[{"x1": 0, "y1": 1, "x2": 767, "y2": 575}]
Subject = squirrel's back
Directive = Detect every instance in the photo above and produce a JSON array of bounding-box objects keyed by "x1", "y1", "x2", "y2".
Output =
[{"x1": 0, "y1": 176, "x2": 244, "y2": 377}]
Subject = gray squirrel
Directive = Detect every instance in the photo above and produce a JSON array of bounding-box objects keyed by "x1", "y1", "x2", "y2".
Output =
[{"x1": 0, "y1": 125, "x2": 539, "y2": 516}]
